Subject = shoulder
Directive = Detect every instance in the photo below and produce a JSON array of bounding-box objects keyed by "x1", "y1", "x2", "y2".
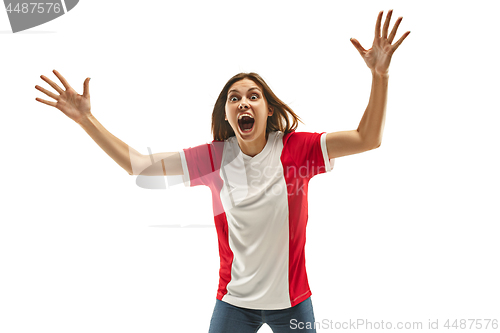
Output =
[{"x1": 283, "y1": 130, "x2": 325, "y2": 147}]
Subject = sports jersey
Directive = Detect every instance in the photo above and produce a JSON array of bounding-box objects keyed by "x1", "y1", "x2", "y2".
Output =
[{"x1": 179, "y1": 130, "x2": 334, "y2": 310}]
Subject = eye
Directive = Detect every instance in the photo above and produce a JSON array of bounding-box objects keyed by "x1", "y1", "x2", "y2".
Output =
[
  {"x1": 250, "y1": 94, "x2": 259, "y2": 100},
  {"x1": 229, "y1": 96, "x2": 238, "y2": 102}
]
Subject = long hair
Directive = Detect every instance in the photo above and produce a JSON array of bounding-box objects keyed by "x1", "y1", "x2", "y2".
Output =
[{"x1": 211, "y1": 73, "x2": 303, "y2": 141}]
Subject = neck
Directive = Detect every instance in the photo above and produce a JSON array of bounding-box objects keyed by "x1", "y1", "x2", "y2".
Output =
[{"x1": 237, "y1": 131, "x2": 269, "y2": 157}]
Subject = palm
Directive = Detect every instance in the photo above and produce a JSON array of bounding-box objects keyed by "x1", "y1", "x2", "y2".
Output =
[
  {"x1": 363, "y1": 41, "x2": 393, "y2": 74},
  {"x1": 351, "y1": 10, "x2": 410, "y2": 75},
  {"x1": 56, "y1": 89, "x2": 91, "y2": 120}
]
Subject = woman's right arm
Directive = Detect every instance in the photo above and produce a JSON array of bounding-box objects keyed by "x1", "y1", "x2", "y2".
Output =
[
  {"x1": 35, "y1": 70, "x2": 183, "y2": 176},
  {"x1": 78, "y1": 115, "x2": 183, "y2": 176}
]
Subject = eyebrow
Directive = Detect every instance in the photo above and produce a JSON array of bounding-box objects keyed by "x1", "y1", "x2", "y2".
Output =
[{"x1": 228, "y1": 87, "x2": 262, "y2": 95}]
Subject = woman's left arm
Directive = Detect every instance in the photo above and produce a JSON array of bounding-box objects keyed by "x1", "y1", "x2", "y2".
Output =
[{"x1": 326, "y1": 9, "x2": 410, "y2": 159}]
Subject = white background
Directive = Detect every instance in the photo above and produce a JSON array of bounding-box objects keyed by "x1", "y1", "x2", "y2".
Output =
[{"x1": 1, "y1": 1, "x2": 499, "y2": 332}]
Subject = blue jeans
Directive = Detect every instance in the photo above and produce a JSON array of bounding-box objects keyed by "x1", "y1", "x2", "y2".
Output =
[{"x1": 208, "y1": 297, "x2": 316, "y2": 333}]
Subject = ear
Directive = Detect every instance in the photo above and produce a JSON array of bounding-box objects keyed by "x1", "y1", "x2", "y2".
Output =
[
  {"x1": 268, "y1": 107, "x2": 274, "y2": 116},
  {"x1": 225, "y1": 113, "x2": 227, "y2": 121}
]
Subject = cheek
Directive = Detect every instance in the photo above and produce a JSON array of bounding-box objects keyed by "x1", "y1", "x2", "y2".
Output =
[{"x1": 225, "y1": 109, "x2": 237, "y2": 124}]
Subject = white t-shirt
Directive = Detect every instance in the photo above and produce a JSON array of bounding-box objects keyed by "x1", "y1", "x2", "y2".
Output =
[{"x1": 179, "y1": 130, "x2": 334, "y2": 310}]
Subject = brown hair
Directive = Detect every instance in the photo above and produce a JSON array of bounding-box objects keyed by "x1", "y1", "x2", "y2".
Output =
[{"x1": 211, "y1": 73, "x2": 303, "y2": 141}]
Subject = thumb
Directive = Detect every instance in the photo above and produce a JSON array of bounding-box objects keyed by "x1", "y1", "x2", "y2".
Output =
[
  {"x1": 350, "y1": 38, "x2": 366, "y2": 57},
  {"x1": 83, "y1": 77, "x2": 90, "y2": 98}
]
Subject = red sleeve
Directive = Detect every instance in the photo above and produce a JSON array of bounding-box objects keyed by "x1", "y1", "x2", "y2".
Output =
[
  {"x1": 180, "y1": 141, "x2": 225, "y2": 187},
  {"x1": 282, "y1": 131, "x2": 334, "y2": 179}
]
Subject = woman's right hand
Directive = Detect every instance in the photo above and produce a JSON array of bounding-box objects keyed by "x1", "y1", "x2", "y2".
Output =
[{"x1": 35, "y1": 70, "x2": 91, "y2": 124}]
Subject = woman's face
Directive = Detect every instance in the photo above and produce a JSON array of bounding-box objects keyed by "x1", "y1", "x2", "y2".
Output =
[{"x1": 224, "y1": 78, "x2": 273, "y2": 143}]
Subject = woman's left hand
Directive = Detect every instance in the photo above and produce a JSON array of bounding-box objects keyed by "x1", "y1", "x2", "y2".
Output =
[{"x1": 350, "y1": 10, "x2": 410, "y2": 75}]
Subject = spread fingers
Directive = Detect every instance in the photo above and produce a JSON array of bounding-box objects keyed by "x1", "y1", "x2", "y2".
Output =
[
  {"x1": 35, "y1": 84, "x2": 59, "y2": 100},
  {"x1": 40, "y1": 75, "x2": 64, "y2": 94}
]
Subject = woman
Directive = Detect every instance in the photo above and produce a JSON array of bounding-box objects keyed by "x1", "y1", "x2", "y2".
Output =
[{"x1": 35, "y1": 9, "x2": 410, "y2": 333}]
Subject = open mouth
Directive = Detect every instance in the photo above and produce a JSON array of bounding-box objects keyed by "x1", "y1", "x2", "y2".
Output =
[{"x1": 238, "y1": 115, "x2": 255, "y2": 132}]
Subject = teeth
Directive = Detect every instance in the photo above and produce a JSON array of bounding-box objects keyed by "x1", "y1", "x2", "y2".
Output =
[{"x1": 238, "y1": 113, "x2": 254, "y2": 120}]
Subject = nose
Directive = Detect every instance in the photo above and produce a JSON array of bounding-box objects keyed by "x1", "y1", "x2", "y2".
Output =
[{"x1": 238, "y1": 100, "x2": 249, "y2": 110}]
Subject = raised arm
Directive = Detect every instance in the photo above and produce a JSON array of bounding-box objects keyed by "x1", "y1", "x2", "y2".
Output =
[
  {"x1": 78, "y1": 115, "x2": 183, "y2": 176},
  {"x1": 35, "y1": 70, "x2": 183, "y2": 176},
  {"x1": 326, "y1": 10, "x2": 410, "y2": 159}
]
